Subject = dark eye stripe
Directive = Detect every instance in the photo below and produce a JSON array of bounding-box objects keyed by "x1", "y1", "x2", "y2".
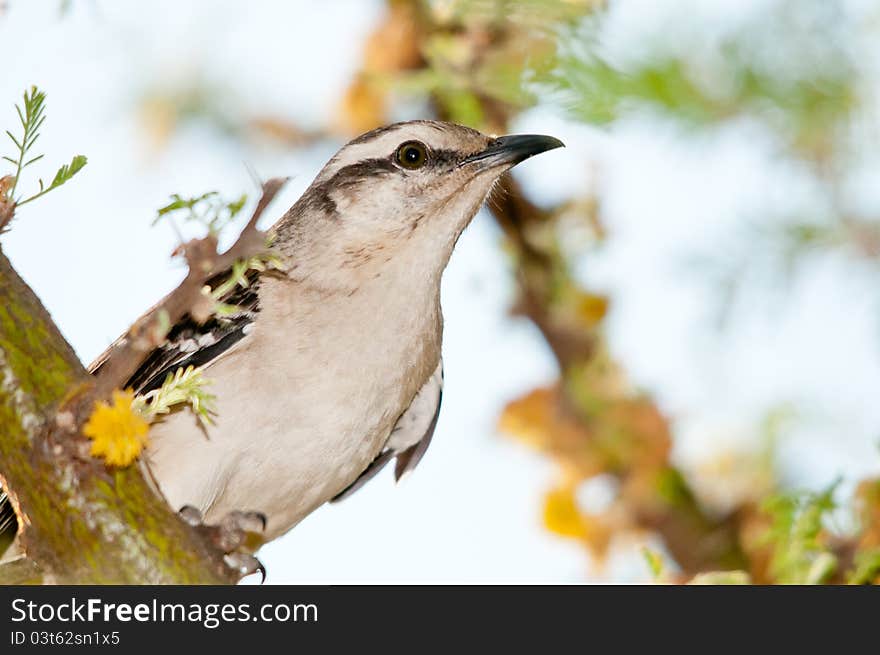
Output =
[
  {"x1": 430, "y1": 149, "x2": 462, "y2": 167},
  {"x1": 329, "y1": 158, "x2": 398, "y2": 186},
  {"x1": 309, "y1": 146, "x2": 467, "y2": 203}
]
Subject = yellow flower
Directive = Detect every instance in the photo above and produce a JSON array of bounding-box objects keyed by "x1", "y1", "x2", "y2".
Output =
[
  {"x1": 83, "y1": 390, "x2": 149, "y2": 467},
  {"x1": 543, "y1": 484, "x2": 589, "y2": 539},
  {"x1": 575, "y1": 292, "x2": 609, "y2": 327}
]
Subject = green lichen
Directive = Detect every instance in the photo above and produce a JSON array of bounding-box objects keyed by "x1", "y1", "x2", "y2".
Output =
[
  {"x1": 0, "y1": 253, "x2": 233, "y2": 584},
  {"x1": 0, "y1": 301, "x2": 79, "y2": 409}
]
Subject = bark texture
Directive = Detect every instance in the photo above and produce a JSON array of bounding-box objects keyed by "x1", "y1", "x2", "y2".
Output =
[{"x1": 0, "y1": 248, "x2": 235, "y2": 584}]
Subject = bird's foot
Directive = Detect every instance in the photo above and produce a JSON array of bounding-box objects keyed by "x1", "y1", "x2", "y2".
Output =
[{"x1": 178, "y1": 506, "x2": 267, "y2": 583}]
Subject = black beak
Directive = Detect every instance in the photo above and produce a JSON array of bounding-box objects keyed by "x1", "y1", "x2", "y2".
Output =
[{"x1": 461, "y1": 134, "x2": 565, "y2": 168}]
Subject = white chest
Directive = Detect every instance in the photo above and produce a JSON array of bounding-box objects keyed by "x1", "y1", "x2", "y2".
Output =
[{"x1": 145, "y1": 272, "x2": 442, "y2": 539}]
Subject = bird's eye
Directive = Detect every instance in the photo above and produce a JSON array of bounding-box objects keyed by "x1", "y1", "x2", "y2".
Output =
[{"x1": 395, "y1": 141, "x2": 428, "y2": 170}]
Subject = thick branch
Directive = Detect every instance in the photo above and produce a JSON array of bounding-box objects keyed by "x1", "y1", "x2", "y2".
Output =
[{"x1": 0, "y1": 246, "x2": 235, "y2": 583}]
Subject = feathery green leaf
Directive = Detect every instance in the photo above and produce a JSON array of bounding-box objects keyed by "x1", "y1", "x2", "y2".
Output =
[
  {"x1": 154, "y1": 190, "x2": 248, "y2": 234},
  {"x1": 3, "y1": 86, "x2": 87, "y2": 209},
  {"x1": 17, "y1": 154, "x2": 88, "y2": 206},
  {"x1": 132, "y1": 365, "x2": 217, "y2": 428}
]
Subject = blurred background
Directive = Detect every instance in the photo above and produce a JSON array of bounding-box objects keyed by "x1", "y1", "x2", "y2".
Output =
[{"x1": 2, "y1": 0, "x2": 879, "y2": 583}]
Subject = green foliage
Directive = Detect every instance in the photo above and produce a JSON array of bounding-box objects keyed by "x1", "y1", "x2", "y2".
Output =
[
  {"x1": 548, "y1": 38, "x2": 854, "y2": 139},
  {"x1": 542, "y1": 2, "x2": 857, "y2": 156},
  {"x1": 641, "y1": 546, "x2": 665, "y2": 580},
  {"x1": 439, "y1": 0, "x2": 594, "y2": 28},
  {"x1": 655, "y1": 466, "x2": 696, "y2": 508},
  {"x1": 3, "y1": 86, "x2": 87, "y2": 207},
  {"x1": 3, "y1": 87, "x2": 46, "y2": 199},
  {"x1": 210, "y1": 252, "x2": 282, "y2": 311},
  {"x1": 387, "y1": 0, "x2": 591, "y2": 131},
  {"x1": 847, "y1": 548, "x2": 880, "y2": 585},
  {"x1": 17, "y1": 155, "x2": 87, "y2": 207},
  {"x1": 154, "y1": 188, "x2": 281, "y2": 315},
  {"x1": 688, "y1": 570, "x2": 751, "y2": 585},
  {"x1": 761, "y1": 481, "x2": 839, "y2": 584},
  {"x1": 537, "y1": 1, "x2": 875, "y2": 333},
  {"x1": 155, "y1": 191, "x2": 248, "y2": 235},
  {"x1": 132, "y1": 365, "x2": 216, "y2": 428}
]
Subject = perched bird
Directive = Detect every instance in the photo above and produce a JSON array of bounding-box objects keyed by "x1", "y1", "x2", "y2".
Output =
[{"x1": 0, "y1": 120, "x2": 562, "y2": 548}]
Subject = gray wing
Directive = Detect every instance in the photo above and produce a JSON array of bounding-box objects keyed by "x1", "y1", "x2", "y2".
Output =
[
  {"x1": 89, "y1": 268, "x2": 263, "y2": 394},
  {"x1": 331, "y1": 358, "x2": 443, "y2": 502}
]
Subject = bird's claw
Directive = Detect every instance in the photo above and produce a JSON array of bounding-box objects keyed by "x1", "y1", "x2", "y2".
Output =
[
  {"x1": 178, "y1": 504, "x2": 204, "y2": 527},
  {"x1": 178, "y1": 505, "x2": 268, "y2": 582},
  {"x1": 224, "y1": 553, "x2": 266, "y2": 584},
  {"x1": 225, "y1": 509, "x2": 267, "y2": 533}
]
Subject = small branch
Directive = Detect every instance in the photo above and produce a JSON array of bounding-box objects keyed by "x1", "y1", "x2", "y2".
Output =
[
  {"x1": 0, "y1": 175, "x2": 15, "y2": 233},
  {"x1": 486, "y1": 176, "x2": 748, "y2": 574},
  {"x1": 91, "y1": 177, "x2": 287, "y2": 399}
]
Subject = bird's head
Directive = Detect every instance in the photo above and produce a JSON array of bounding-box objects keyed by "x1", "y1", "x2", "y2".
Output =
[{"x1": 275, "y1": 120, "x2": 563, "y2": 289}]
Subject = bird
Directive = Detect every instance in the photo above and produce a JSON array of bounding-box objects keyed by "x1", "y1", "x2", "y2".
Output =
[{"x1": 0, "y1": 120, "x2": 563, "y2": 550}]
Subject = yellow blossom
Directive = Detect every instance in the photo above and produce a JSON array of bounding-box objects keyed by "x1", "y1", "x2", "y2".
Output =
[
  {"x1": 543, "y1": 484, "x2": 589, "y2": 539},
  {"x1": 83, "y1": 390, "x2": 149, "y2": 467}
]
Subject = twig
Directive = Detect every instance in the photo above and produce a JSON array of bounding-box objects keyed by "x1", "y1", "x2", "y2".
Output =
[
  {"x1": 0, "y1": 175, "x2": 15, "y2": 233},
  {"x1": 91, "y1": 177, "x2": 287, "y2": 399}
]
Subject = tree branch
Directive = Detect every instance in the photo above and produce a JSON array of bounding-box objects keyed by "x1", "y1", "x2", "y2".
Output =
[
  {"x1": 0, "y1": 183, "x2": 292, "y2": 582},
  {"x1": 0, "y1": 175, "x2": 15, "y2": 233},
  {"x1": 0, "y1": 555, "x2": 42, "y2": 584},
  {"x1": 485, "y1": 176, "x2": 748, "y2": 574},
  {"x1": 91, "y1": 177, "x2": 287, "y2": 399}
]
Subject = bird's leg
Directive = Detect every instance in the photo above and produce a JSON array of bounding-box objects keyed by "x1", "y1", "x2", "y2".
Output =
[{"x1": 178, "y1": 505, "x2": 267, "y2": 583}]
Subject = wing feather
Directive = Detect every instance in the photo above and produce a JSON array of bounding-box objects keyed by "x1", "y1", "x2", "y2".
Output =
[
  {"x1": 90, "y1": 268, "x2": 263, "y2": 393},
  {"x1": 331, "y1": 359, "x2": 443, "y2": 502}
]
